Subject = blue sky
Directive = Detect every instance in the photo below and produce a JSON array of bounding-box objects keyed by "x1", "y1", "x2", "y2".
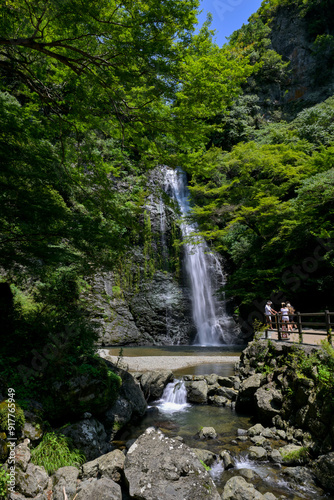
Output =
[{"x1": 196, "y1": 0, "x2": 264, "y2": 47}]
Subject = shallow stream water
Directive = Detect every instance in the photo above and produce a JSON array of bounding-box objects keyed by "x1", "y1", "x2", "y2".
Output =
[{"x1": 111, "y1": 346, "x2": 334, "y2": 500}]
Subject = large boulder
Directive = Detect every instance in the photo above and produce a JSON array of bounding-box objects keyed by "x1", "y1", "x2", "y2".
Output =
[
  {"x1": 139, "y1": 370, "x2": 174, "y2": 401},
  {"x1": 124, "y1": 427, "x2": 220, "y2": 499},
  {"x1": 49, "y1": 356, "x2": 121, "y2": 419},
  {"x1": 222, "y1": 476, "x2": 266, "y2": 500},
  {"x1": 81, "y1": 449, "x2": 125, "y2": 483},
  {"x1": 102, "y1": 361, "x2": 147, "y2": 437},
  {"x1": 61, "y1": 417, "x2": 110, "y2": 461},
  {"x1": 197, "y1": 427, "x2": 217, "y2": 440},
  {"x1": 75, "y1": 477, "x2": 122, "y2": 500},
  {"x1": 312, "y1": 452, "x2": 334, "y2": 492},
  {"x1": 235, "y1": 373, "x2": 264, "y2": 412},
  {"x1": 14, "y1": 440, "x2": 31, "y2": 471},
  {"x1": 254, "y1": 384, "x2": 283, "y2": 424},
  {"x1": 184, "y1": 380, "x2": 208, "y2": 404},
  {"x1": 16, "y1": 463, "x2": 49, "y2": 497},
  {"x1": 52, "y1": 466, "x2": 79, "y2": 500}
]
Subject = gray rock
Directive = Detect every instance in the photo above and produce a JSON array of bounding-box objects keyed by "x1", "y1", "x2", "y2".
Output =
[
  {"x1": 103, "y1": 361, "x2": 147, "y2": 437},
  {"x1": 278, "y1": 444, "x2": 308, "y2": 465},
  {"x1": 14, "y1": 440, "x2": 31, "y2": 471},
  {"x1": 312, "y1": 452, "x2": 334, "y2": 491},
  {"x1": 247, "y1": 424, "x2": 265, "y2": 437},
  {"x1": 198, "y1": 426, "x2": 217, "y2": 440},
  {"x1": 276, "y1": 429, "x2": 287, "y2": 440},
  {"x1": 91, "y1": 274, "x2": 145, "y2": 345},
  {"x1": 251, "y1": 435, "x2": 267, "y2": 446},
  {"x1": 237, "y1": 468, "x2": 261, "y2": 481},
  {"x1": 215, "y1": 386, "x2": 237, "y2": 401},
  {"x1": 235, "y1": 373, "x2": 264, "y2": 411},
  {"x1": 193, "y1": 448, "x2": 217, "y2": 466},
  {"x1": 269, "y1": 449, "x2": 283, "y2": 463},
  {"x1": 52, "y1": 466, "x2": 79, "y2": 500},
  {"x1": 208, "y1": 395, "x2": 228, "y2": 407},
  {"x1": 22, "y1": 422, "x2": 43, "y2": 442},
  {"x1": 124, "y1": 427, "x2": 220, "y2": 499},
  {"x1": 16, "y1": 463, "x2": 49, "y2": 497},
  {"x1": 254, "y1": 384, "x2": 283, "y2": 424},
  {"x1": 248, "y1": 446, "x2": 268, "y2": 460},
  {"x1": 263, "y1": 493, "x2": 277, "y2": 500},
  {"x1": 204, "y1": 374, "x2": 218, "y2": 385},
  {"x1": 117, "y1": 367, "x2": 147, "y2": 417},
  {"x1": 104, "y1": 397, "x2": 133, "y2": 436},
  {"x1": 237, "y1": 428, "x2": 248, "y2": 436},
  {"x1": 139, "y1": 370, "x2": 174, "y2": 401},
  {"x1": 220, "y1": 450, "x2": 234, "y2": 469},
  {"x1": 262, "y1": 427, "x2": 275, "y2": 439},
  {"x1": 81, "y1": 449, "x2": 125, "y2": 483},
  {"x1": 75, "y1": 477, "x2": 122, "y2": 499},
  {"x1": 129, "y1": 271, "x2": 194, "y2": 345},
  {"x1": 222, "y1": 476, "x2": 265, "y2": 499},
  {"x1": 61, "y1": 418, "x2": 110, "y2": 461},
  {"x1": 185, "y1": 380, "x2": 208, "y2": 404},
  {"x1": 217, "y1": 376, "x2": 235, "y2": 388}
]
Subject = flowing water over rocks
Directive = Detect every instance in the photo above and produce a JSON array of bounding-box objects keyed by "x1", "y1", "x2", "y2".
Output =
[{"x1": 162, "y1": 166, "x2": 238, "y2": 346}]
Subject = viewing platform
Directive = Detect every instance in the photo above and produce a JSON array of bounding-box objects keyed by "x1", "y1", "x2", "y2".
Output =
[{"x1": 264, "y1": 310, "x2": 334, "y2": 346}]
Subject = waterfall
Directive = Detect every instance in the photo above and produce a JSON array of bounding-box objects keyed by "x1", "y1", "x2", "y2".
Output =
[
  {"x1": 163, "y1": 166, "x2": 237, "y2": 346},
  {"x1": 157, "y1": 379, "x2": 190, "y2": 412}
]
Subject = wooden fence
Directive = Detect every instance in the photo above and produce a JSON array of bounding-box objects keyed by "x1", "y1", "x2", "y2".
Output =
[{"x1": 265, "y1": 310, "x2": 334, "y2": 344}]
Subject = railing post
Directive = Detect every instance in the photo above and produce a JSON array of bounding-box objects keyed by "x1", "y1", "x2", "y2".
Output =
[
  {"x1": 325, "y1": 310, "x2": 332, "y2": 345},
  {"x1": 297, "y1": 312, "x2": 303, "y2": 343},
  {"x1": 277, "y1": 314, "x2": 281, "y2": 340}
]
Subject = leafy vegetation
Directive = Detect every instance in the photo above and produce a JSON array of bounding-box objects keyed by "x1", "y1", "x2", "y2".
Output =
[
  {"x1": 0, "y1": 0, "x2": 252, "y2": 415},
  {"x1": 0, "y1": 401, "x2": 25, "y2": 432},
  {"x1": 1, "y1": 0, "x2": 334, "y2": 421},
  {"x1": 0, "y1": 468, "x2": 9, "y2": 500},
  {"x1": 30, "y1": 432, "x2": 86, "y2": 474}
]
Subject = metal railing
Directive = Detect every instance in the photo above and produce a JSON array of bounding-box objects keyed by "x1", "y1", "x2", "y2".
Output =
[{"x1": 265, "y1": 310, "x2": 334, "y2": 344}]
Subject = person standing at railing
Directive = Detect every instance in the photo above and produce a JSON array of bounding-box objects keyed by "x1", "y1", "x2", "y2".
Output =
[
  {"x1": 280, "y1": 302, "x2": 290, "y2": 338},
  {"x1": 286, "y1": 302, "x2": 296, "y2": 332},
  {"x1": 265, "y1": 301, "x2": 277, "y2": 329}
]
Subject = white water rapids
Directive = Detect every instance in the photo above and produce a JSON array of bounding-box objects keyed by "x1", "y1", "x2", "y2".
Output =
[
  {"x1": 163, "y1": 167, "x2": 237, "y2": 346},
  {"x1": 156, "y1": 379, "x2": 190, "y2": 413}
]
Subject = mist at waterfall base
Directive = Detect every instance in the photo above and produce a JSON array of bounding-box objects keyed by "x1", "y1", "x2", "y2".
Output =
[{"x1": 163, "y1": 166, "x2": 239, "y2": 346}]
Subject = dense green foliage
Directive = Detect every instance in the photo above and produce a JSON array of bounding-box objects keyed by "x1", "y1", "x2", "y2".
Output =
[
  {"x1": 0, "y1": 1, "x2": 251, "y2": 416},
  {"x1": 0, "y1": 468, "x2": 9, "y2": 500},
  {"x1": 188, "y1": 95, "x2": 334, "y2": 315},
  {"x1": 1, "y1": 0, "x2": 334, "y2": 412},
  {"x1": 31, "y1": 432, "x2": 86, "y2": 474},
  {"x1": 185, "y1": 0, "x2": 334, "y2": 320}
]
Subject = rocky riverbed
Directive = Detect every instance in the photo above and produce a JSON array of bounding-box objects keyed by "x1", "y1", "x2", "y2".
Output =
[{"x1": 3, "y1": 339, "x2": 334, "y2": 499}]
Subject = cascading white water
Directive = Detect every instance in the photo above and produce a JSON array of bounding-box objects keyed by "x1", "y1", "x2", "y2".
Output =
[
  {"x1": 157, "y1": 379, "x2": 190, "y2": 412},
  {"x1": 163, "y1": 166, "x2": 236, "y2": 346}
]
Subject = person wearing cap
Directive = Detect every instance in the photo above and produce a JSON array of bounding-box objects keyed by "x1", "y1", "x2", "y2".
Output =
[{"x1": 265, "y1": 301, "x2": 277, "y2": 329}]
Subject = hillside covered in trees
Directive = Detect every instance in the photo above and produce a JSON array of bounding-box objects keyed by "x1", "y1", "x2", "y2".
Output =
[{"x1": 1, "y1": 0, "x2": 334, "y2": 407}]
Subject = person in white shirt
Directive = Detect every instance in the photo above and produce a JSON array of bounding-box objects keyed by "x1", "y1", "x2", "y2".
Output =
[
  {"x1": 265, "y1": 301, "x2": 277, "y2": 329},
  {"x1": 280, "y1": 302, "x2": 290, "y2": 337}
]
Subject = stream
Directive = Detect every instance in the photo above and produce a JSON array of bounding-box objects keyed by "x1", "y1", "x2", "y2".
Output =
[
  {"x1": 115, "y1": 380, "x2": 333, "y2": 499},
  {"x1": 109, "y1": 346, "x2": 333, "y2": 499}
]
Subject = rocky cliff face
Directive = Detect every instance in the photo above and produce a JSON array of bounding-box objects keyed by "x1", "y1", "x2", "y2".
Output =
[
  {"x1": 86, "y1": 166, "x2": 195, "y2": 346},
  {"x1": 269, "y1": 3, "x2": 334, "y2": 112}
]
